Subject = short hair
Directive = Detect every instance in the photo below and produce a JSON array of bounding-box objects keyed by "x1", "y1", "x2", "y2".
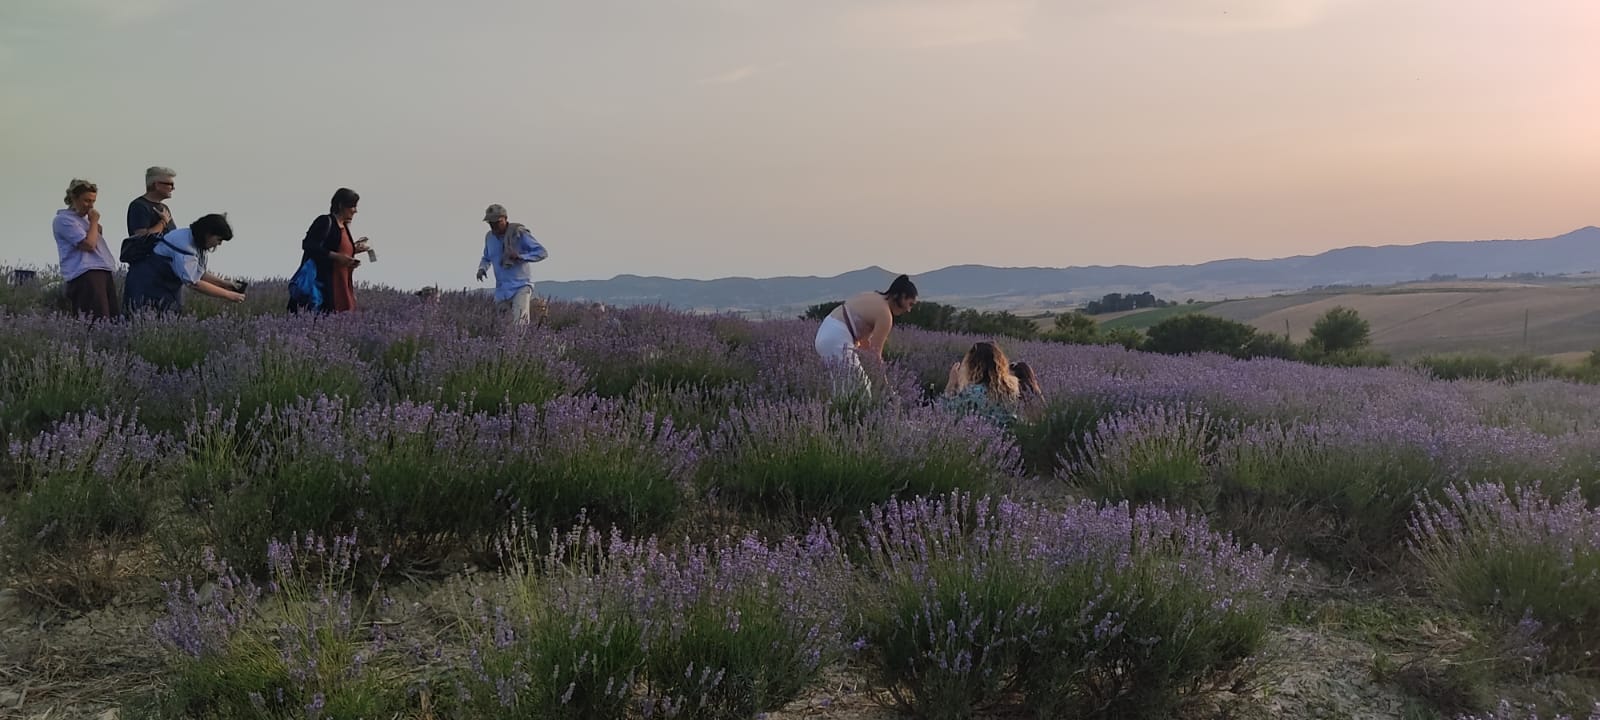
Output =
[
  {"x1": 329, "y1": 188, "x2": 360, "y2": 215},
  {"x1": 881, "y1": 274, "x2": 918, "y2": 300},
  {"x1": 64, "y1": 178, "x2": 97, "y2": 205},
  {"x1": 145, "y1": 166, "x2": 176, "y2": 189},
  {"x1": 190, "y1": 213, "x2": 234, "y2": 249}
]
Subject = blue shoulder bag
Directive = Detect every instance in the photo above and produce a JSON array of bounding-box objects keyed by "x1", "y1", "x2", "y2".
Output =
[{"x1": 288, "y1": 258, "x2": 322, "y2": 308}]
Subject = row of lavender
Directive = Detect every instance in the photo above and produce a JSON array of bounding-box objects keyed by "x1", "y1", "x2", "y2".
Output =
[
  {"x1": 3, "y1": 394, "x2": 1016, "y2": 591},
  {"x1": 148, "y1": 495, "x2": 1292, "y2": 719},
  {"x1": 137, "y1": 482, "x2": 1600, "y2": 719},
  {"x1": 10, "y1": 302, "x2": 1600, "y2": 439}
]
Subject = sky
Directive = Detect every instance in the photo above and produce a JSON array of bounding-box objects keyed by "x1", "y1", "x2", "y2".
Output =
[{"x1": 4, "y1": 0, "x2": 1600, "y2": 290}]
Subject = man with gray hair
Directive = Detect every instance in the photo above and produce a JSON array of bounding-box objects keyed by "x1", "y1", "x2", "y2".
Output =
[
  {"x1": 124, "y1": 166, "x2": 177, "y2": 255},
  {"x1": 476, "y1": 203, "x2": 549, "y2": 326}
]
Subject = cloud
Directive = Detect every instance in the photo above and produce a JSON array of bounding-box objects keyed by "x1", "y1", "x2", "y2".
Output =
[
  {"x1": 698, "y1": 64, "x2": 764, "y2": 85},
  {"x1": 1102, "y1": 0, "x2": 1358, "y2": 34},
  {"x1": 839, "y1": 0, "x2": 1037, "y2": 50}
]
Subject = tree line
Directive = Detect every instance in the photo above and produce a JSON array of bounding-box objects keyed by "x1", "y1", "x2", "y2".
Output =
[{"x1": 802, "y1": 300, "x2": 1387, "y2": 367}]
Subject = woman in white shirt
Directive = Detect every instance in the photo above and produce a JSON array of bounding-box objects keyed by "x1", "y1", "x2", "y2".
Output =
[{"x1": 123, "y1": 213, "x2": 246, "y2": 315}]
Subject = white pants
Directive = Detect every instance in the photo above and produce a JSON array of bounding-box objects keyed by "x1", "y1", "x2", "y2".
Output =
[
  {"x1": 499, "y1": 286, "x2": 534, "y2": 327},
  {"x1": 815, "y1": 316, "x2": 869, "y2": 398}
]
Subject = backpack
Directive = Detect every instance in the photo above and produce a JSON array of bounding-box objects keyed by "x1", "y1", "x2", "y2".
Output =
[
  {"x1": 121, "y1": 234, "x2": 194, "y2": 265},
  {"x1": 120, "y1": 234, "x2": 162, "y2": 264}
]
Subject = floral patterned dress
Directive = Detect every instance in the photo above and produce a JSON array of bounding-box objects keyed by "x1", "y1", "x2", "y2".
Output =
[{"x1": 938, "y1": 384, "x2": 1019, "y2": 426}]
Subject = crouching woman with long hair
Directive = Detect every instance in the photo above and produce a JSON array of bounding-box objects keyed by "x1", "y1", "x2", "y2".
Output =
[{"x1": 941, "y1": 341, "x2": 1022, "y2": 425}]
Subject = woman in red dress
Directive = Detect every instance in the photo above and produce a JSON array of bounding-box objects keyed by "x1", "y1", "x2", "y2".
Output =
[{"x1": 293, "y1": 188, "x2": 368, "y2": 313}]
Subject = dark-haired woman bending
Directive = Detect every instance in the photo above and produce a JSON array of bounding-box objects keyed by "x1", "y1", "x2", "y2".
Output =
[{"x1": 813, "y1": 273, "x2": 919, "y2": 396}]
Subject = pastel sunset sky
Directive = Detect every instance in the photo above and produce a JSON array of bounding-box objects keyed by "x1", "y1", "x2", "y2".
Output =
[{"x1": 3, "y1": 0, "x2": 1598, "y2": 289}]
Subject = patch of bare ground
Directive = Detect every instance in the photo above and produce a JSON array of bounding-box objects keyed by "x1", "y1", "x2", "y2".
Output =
[{"x1": 0, "y1": 595, "x2": 163, "y2": 720}]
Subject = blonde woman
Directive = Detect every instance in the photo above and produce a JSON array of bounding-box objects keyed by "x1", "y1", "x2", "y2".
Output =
[
  {"x1": 53, "y1": 179, "x2": 120, "y2": 320},
  {"x1": 941, "y1": 341, "x2": 1021, "y2": 424}
]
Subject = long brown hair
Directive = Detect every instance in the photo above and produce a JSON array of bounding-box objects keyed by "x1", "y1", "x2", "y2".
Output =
[
  {"x1": 957, "y1": 342, "x2": 1020, "y2": 402},
  {"x1": 1011, "y1": 361, "x2": 1044, "y2": 401}
]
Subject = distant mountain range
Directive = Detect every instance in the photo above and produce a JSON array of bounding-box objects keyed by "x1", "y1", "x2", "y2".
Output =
[{"x1": 539, "y1": 227, "x2": 1600, "y2": 314}]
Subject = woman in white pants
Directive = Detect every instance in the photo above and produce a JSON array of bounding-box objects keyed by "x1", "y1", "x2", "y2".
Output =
[{"x1": 815, "y1": 274, "x2": 918, "y2": 397}]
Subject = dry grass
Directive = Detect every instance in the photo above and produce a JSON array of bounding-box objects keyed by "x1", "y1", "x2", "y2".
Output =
[{"x1": 1201, "y1": 283, "x2": 1600, "y2": 359}]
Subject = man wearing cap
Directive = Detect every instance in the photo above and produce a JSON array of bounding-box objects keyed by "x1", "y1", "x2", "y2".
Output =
[{"x1": 476, "y1": 203, "x2": 549, "y2": 326}]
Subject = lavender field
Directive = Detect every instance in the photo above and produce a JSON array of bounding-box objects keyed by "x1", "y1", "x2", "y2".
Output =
[{"x1": 3, "y1": 285, "x2": 1600, "y2": 719}]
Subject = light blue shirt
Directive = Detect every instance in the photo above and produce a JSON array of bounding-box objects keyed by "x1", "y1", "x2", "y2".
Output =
[
  {"x1": 52, "y1": 209, "x2": 118, "y2": 281},
  {"x1": 480, "y1": 228, "x2": 548, "y2": 302},
  {"x1": 155, "y1": 227, "x2": 206, "y2": 285}
]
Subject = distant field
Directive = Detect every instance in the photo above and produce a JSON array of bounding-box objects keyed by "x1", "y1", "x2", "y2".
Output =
[
  {"x1": 1199, "y1": 281, "x2": 1600, "y2": 359},
  {"x1": 1095, "y1": 303, "x2": 1219, "y2": 330}
]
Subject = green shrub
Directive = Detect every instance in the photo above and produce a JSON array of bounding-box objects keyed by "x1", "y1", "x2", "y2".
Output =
[
  {"x1": 1143, "y1": 314, "x2": 1258, "y2": 358},
  {"x1": 706, "y1": 401, "x2": 1019, "y2": 522},
  {"x1": 0, "y1": 412, "x2": 171, "y2": 604},
  {"x1": 1069, "y1": 405, "x2": 1219, "y2": 509},
  {"x1": 148, "y1": 532, "x2": 407, "y2": 719},
  {"x1": 180, "y1": 396, "x2": 700, "y2": 571},
  {"x1": 857, "y1": 493, "x2": 1288, "y2": 719}
]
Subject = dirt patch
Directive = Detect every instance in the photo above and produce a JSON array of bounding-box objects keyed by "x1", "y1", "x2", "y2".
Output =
[
  {"x1": 0, "y1": 599, "x2": 163, "y2": 720},
  {"x1": 1249, "y1": 626, "x2": 1412, "y2": 719}
]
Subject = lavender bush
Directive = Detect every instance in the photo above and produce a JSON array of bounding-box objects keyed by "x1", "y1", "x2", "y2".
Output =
[
  {"x1": 1211, "y1": 416, "x2": 1574, "y2": 567},
  {"x1": 1068, "y1": 403, "x2": 1220, "y2": 508},
  {"x1": 123, "y1": 314, "x2": 233, "y2": 371},
  {"x1": 1412, "y1": 483, "x2": 1600, "y2": 670},
  {"x1": 857, "y1": 492, "x2": 1291, "y2": 719},
  {"x1": 444, "y1": 519, "x2": 850, "y2": 719},
  {"x1": 180, "y1": 395, "x2": 701, "y2": 570},
  {"x1": 1, "y1": 412, "x2": 170, "y2": 603},
  {"x1": 0, "y1": 340, "x2": 149, "y2": 435},
  {"x1": 150, "y1": 531, "x2": 407, "y2": 718},
  {"x1": 559, "y1": 307, "x2": 756, "y2": 398},
  {"x1": 391, "y1": 331, "x2": 587, "y2": 412},
  {"x1": 706, "y1": 399, "x2": 1021, "y2": 521},
  {"x1": 197, "y1": 328, "x2": 370, "y2": 418}
]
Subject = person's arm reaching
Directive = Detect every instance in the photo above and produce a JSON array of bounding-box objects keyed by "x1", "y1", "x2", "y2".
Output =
[
  {"x1": 201, "y1": 271, "x2": 246, "y2": 291},
  {"x1": 191, "y1": 279, "x2": 245, "y2": 303},
  {"x1": 171, "y1": 247, "x2": 243, "y2": 302}
]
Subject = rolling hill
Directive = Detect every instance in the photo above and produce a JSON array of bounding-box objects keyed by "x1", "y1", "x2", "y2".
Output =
[
  {"x1": 1157, "y1": 278, "x2": 1600, "y2": 359},
  {"x1": 539, "y1": 227, "x2": 1600, "y2": 314}
]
